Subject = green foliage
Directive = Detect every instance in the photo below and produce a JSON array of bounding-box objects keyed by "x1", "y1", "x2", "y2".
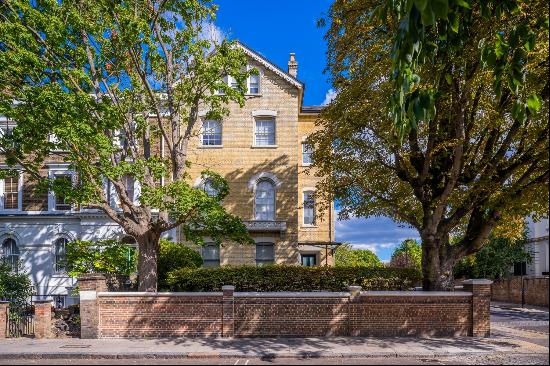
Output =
[
  {"x1": 167, "y1": 265, "x2": 421, "y2": 292},
  {"x1": 365, "y1": 0, "x2": 549, "y2": 137},
  {"x1": 454, "y1": 235, "x2": 531, "y2": 279},
  {"x1": 0, "y1": 0, "x2": 254, "y2": 290},
  {"x1": 313, "y1": 0, "x2": 548, "y2": 289},
  {"x1": 158, "y1": 239, "x2": 203, "y2": 289},
  {"x1": 390, "y1": 239, "x2": 422, "y2": 270},
  {"x1": 65, "y1": 240, "x2": 137, "y2": 278},
  {"x1": 334, "y1": 243, "x2": 382, "y2": 267},
  {"x1": 0, "y1": 262, "x2": 33, "y2": 308}
]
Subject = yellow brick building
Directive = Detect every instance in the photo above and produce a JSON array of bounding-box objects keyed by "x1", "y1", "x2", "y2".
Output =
[{"x1": 181, "y1": 42, "x2": 335, "y2": 267}]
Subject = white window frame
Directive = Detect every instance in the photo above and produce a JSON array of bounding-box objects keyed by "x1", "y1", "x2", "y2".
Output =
[
  {"x1": 48, "y1": 167, "x2": 75, "y2": 212},
  {"x1": 302, "y1": 143, "x2": 313, "y2": 165},
  {"x1": 1, "y1": 237, "x2": 20, "y2": 272},
  {"x1": 254, "y1": 179, "x2": 276, "y2": 221},
  {"x1": 53, "y1": 237, "x2": 69, "y2": 273},
  {"x1": 48, "y1": 134, "x2": 67, "y2": 152},
  {"x1": 0, "y1": 172, "x2": 23, "y2": 212},
  {"x1": 202, "y1": 243, "x2": 220, "y2": 268},
  {"x1": 302, "y1": 190, "x2": 316, "y2": 226},
  {"x1": 253, "y1": 118, "x2": 276, "y2": 147},
  {"x1": 200, "y1": 120, "x2": 223, "y2": 147},
  {"x1": 247, "y1": 66, "x2": 261, "y2": 95},
  {"x1": 255, "y1": 240, "x2": 275, "y2": 267}
]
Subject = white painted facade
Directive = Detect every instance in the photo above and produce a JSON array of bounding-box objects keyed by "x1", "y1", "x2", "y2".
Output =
[
  {"x1": 525, "y1": 217, "x2": 549, "y2": 276},
  {"x1": 0, "y1": 211, "x2": 175, "y2": 307}
]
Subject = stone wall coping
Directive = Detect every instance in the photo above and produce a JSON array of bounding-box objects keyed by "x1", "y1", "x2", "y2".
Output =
[
  {"x1": 97, "y1": 292, "x2": 223, "y2": 297},
  {"x1": 463, "y1": 279, "x2": 493, "y2": 285},
  {"x1": 360, "y1": 291, "x2": 473, "y2": 297},
  {"x1": 234, "y1": 292, "x2": 350, "y2": 298},
  {"x1": 494, "y1": 276, "x2": 549, "y2": 280},
  {"x1": 95, "y1": 290, "x2": 475, "y2": 298},
  {"x1": 33, "y1": 300, "x2": 53, "y2": 304}
]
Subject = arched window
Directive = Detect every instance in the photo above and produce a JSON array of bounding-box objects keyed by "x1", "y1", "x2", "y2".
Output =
[
  {"x1": 255, "y1": 180, "x2": 275, "y2": 220},
  {"x1": 54, "y1": 238, "x2": 68, "y2": 272},
  {"x1": 2, "y1": 238, "x2": 19, "y2": 272},
  {"x1": 203, "y1": 179, "x2": 219, "y2": 197}
]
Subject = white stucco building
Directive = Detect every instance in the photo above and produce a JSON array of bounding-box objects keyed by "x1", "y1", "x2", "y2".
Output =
[{"x1": 525, "y1": 217, "x2": 549, "y2": 276}]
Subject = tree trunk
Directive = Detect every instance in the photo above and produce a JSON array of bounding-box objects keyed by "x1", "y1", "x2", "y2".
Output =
[
  {"x1": 137, "y1": 230, "x2": 161, "y2": 292},
  {"x1": 421, "y1": 235, "x2": 455, "y2": 291}
]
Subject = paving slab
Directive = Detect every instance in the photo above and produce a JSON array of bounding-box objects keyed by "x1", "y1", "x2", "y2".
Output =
[{"x1": 0, "y1": 335, "x2": 547, "y2": 360}]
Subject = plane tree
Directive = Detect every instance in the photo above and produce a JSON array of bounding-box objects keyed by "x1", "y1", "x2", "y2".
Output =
[
  {"x1": 310, "y1": 0, "x2": 549, "y2": 289},
  {"x1": 0, "y1": 0, "x2": 253, "y2": 291}
]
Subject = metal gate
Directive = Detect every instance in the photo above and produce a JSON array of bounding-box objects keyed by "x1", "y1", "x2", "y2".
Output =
[{"x1": 8, "y1": 303, "x2": 34, "y2": 337}]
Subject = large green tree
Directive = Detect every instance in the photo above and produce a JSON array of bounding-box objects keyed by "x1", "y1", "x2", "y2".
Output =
[
  {"x1": 334, "y1": 243, "x2": 382, "y2": 267},
  {"x1": 311, "y1": 0, "x2": 549, "y2": 289},
  {"x1": 390, "y1": 239, "x2": 422, "y2": 271},
  {"x1": 0, "y1": 0, "x2": 253, "y2": 291}
]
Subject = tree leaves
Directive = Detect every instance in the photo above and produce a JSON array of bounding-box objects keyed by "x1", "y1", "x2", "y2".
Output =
[{"x1": 365, "y1": 0, "x2": 547, "y2": 138}]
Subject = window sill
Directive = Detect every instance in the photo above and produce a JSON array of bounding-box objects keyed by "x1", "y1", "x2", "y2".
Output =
[
  {"x1": 198, "y1": 145, "x2": 224, "y2": 149},
  {"x1": 251, "y1": 145, "x2": 278, "y2": 149},
  {"x1": 301, "y1": 225, "x2": 318, "y2": 229},
  {"x1": 52, "y1": 273, "x2": 69, "y2": 278},
  {"x1": 301, "y1": 163, "x2": 313, "y2": 167}
]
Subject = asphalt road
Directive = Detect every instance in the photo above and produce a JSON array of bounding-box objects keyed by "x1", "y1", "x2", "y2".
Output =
[
  {"x1": 490, "y1": 304, "x2": 549, "y2": 348},
  {"x1": 0, "y1": 355, "x2": 548, "y2": 365}
]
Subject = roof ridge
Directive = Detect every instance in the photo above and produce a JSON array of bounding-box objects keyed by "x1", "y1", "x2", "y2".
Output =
[{"x1": 234, "y1": 40, "x2": 304, "y2": 89}]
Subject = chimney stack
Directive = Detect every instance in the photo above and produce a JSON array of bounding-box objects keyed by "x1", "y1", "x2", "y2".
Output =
[{"x1": 288, "y1": 53, "x2": 298, "y2": 78}]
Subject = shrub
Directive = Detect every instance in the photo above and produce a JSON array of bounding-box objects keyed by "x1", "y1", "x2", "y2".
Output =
[
  {"x1": 166, "y1": 265, "x2": 421, "y2": 292},
  {"x1": 334, "y1": 243, "x2": 382, "y2": 267},
  {"x1": 66, "y1": 239, "x2": 137, "y2": 277},
  {"x1": 0, "y1": 261, "x2": 33, "y2": 308},
  {"x1": 158, "y1": 240, "x2": 203, "y2": 289}
]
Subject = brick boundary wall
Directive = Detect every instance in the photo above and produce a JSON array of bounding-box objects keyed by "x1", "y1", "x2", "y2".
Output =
[
  {"x1": 0, "y1": 302, "x2": 8, "y2": 339},
  {"x1": 77, "y1": 275, "x2": 492, "y2": 339},
  {"x1": 491, "y1": 276, "x2": 549, "y2": 308},
  {"x1": 0, "y1": 300, "x2": 52, "y2": 339}
]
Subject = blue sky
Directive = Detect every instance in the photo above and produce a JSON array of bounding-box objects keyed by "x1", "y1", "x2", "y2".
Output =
[{"x1": 214, "y1": 0, "x2": 420, "y2": 261}]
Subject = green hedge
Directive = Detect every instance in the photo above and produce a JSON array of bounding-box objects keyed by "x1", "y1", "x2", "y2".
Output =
[{"x1": 166, "y1": 265, "x2": 421, "y2": 292}]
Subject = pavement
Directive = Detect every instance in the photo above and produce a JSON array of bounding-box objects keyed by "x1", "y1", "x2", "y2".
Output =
[{"x1": 0, "y1": 302, "x2": 547, "y2": 364}]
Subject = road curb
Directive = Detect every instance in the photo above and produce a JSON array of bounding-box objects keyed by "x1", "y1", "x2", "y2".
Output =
[{"x1": 0, "y1": 350, "x2": 547, "y2": 360}]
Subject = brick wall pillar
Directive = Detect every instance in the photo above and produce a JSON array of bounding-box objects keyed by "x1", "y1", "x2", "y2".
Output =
[
  {"x1": 0, "y1": 301, "x2": 8, "y2": 338},
  {"x1": 222, "y1": 285, "x2": 235, "y2": 338},
  {"x1": 349, "y1": 286, "x2": 362, "y2": 303},
  {"x1": 348, "y1": 286, "x2": 362, "y2": 336},
  {"x1": 463, "y1": 279, "x2": 493, "y2": 337},
  {"x1": 78, "y1": 274, "x2": 107, "y2": 339},
  {"x1": 34, "y1": 300, "x2": 52, "y2": 339}
]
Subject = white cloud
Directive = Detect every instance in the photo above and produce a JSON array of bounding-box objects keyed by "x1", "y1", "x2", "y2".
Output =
[
  {"x1": 322, "y1": 89, "x2": 338, "y2": 105},
  {"x1": 334, "y1": 212, "x2": 420, "y2": 260},
  {"x1": 199, "y1": 22, "x2": 225, "y2": 45}
]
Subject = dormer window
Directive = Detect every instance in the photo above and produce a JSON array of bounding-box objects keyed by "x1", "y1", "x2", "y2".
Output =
[{"x1": 249, "y1": 73, "x2": 260, "y2": 94}]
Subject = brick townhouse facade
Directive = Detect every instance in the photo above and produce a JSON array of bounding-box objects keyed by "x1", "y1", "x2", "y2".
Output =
[{"x1": 0, "y1": 42, "x2": 335, "y2": 304}]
